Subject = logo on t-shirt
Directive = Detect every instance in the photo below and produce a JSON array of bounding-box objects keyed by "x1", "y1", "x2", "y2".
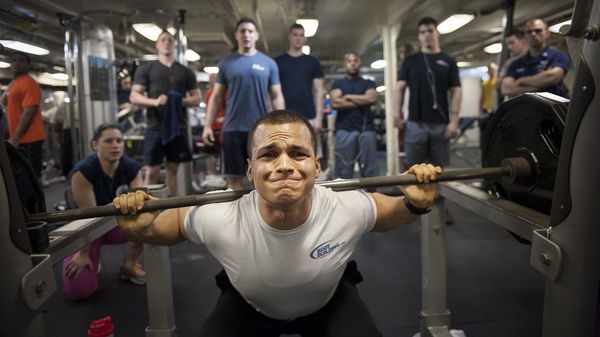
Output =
[
  {"x1": 436, "y1": 59, "x2": 449, "y2": 67},
  {"x1": 310, "y1": 240, "x2": 347, "y2": 259},
  {"x1": 252, "y1": 63, "x2": 266, "y2": 71}
]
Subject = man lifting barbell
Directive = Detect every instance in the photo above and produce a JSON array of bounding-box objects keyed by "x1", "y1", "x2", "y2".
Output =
[{"x1": 114, "y1": 109, "x2": 441, "y2": 336}]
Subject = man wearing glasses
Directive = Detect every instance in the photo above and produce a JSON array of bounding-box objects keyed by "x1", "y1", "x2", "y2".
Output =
[{"x1": 500, "y1": 18, "x2": 570, "y2": 98}]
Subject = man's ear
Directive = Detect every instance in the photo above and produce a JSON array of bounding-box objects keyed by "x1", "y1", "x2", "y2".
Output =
[
  {"x1": 91, "y1": 140, "x2": 98, "y2": 152},
  {"x1": 315, "y1": 156, "x2": 321, "y2": 179},
  {"x1": 246, "y1": 158, "x2": 253, "y2": 182}
]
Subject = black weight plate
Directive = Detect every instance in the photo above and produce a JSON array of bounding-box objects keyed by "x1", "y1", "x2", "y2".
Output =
[{"x1": 482, "y1": 93, "x2": 568, "y2": 215}]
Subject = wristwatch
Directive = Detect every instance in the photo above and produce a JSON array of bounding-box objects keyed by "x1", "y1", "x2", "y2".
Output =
[{"x1": 403, "y1": 197, "x2": 431, "y2": 215}]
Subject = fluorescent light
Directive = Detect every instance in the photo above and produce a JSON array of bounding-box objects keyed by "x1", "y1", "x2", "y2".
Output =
[
  {"x1": 296, "y1": 19, "x2": 319, "y2": 37},
  {"x1": 549, "y1": 20, "x2": 571, "y2": 33},
  {"x1": 167, "y1": 27, "x2": 177, "y2": 35},
  {"x1": 203, "y1": 66, "x2": 219, "y2": 74},
  {"x1": 484, "y1": 43, "x2": 502, "y2": 54},
  {"x1": 132, "y1": 23, "x2": 163, "y2": 41},
  {"x1": 376, "y1": 86, "x2": 386, "y2": 93},
  {"x1": 437, "y1": 14, "x2": 475, "y2": 34},
  {"x1": 0, "y1": 61, "x2": 10, "y2": 68},
  {"x1": 370, "y1": 60, "x2": 386, "y2": 69},
  {"x1": 185, "y1": 49, "x2": 201, "y2": 62},
  {"x1": 0, "y1": 40, "x2": 49, "y2": 55},
  {"x1": 457, "y1": 61, "x2": 472, "y2": 67},
  {"x1": 48, "y1": 72, "x2": 69, "y2": 80},
  {"x1": 302, "y1": 45, "x2": 311, "y2": 55}
]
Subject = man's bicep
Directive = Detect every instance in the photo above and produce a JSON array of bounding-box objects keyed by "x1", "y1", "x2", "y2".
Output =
[
  {"x1": 330, "y1": 88, "x2": 343, "y2": 99},
  {"x1": 131, "y1": 84, "x2": 146, "y2": 94}
]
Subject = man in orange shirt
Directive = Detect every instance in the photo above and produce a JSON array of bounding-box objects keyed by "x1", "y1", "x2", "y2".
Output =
[{"x1": 0, "y1": 52, "x2": 46, "y2": 177}]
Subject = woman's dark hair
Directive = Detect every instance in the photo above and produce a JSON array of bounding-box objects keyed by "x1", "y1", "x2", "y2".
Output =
[{"x1": 90, "y1": 123, "x2": 121, "y2": 149}]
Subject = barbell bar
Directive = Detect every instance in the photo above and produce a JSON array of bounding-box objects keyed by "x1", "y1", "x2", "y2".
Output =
[{"x1": 26, "y1": 157, "x2": 531, "y2": 224}]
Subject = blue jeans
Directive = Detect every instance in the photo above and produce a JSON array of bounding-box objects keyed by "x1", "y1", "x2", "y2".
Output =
[{"x1": 334, "y1": 130, "x2": 378, "y2": 179}]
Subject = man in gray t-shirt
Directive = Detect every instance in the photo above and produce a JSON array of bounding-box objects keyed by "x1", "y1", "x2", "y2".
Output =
[{"x1": 202, "y1": 18, "x2": 285, "y2": 191}]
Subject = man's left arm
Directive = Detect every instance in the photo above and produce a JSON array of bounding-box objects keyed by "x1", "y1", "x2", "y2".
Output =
[
  {"x1": 269, "y1": 84, "x2": 285, "y2": 110},
  {"x1": 182, "y1": 88, "x2": 202, "y2": 107},
  {"x1": 345, "y1": 88, "x2": 378, "y2": 107},
  {"x1": 371, "y1": 164, "x2": 441, "y2": 232},
  {"x1": 9, "y1": 105, "x2": 37, "y2": 146},
  {"x1": 445, "y1": 86, "x2": 461, "y2": 139},
  {"x1": 312, "y1": 77, "x2": 324, "y2": 131}
]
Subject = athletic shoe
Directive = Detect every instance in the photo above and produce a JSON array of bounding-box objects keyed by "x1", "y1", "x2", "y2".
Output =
[{"x1": 119, "y1": 263, "x2": 146, "y2": 285}]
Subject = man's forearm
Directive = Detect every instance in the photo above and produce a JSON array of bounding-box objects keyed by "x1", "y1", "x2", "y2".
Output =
[
  {"x1": 10, "y1": 108, "x2": 36, "y2": 143},
  {"x1": 331, "y1": 97, "x2": 359, "y2": 110},
  {"x1": 130, "y1": 91, "x2": 157, "y2": 107},
  {"x1": 345, "y1": 94, "x2": 376, "y2": 106},
  {"x1": 313, "y1": 87, "x2": 324, "y2": 121},
  {"x1": 204, "y1": 94, "x2": 222, "y2": 128},
  {"x1": 516, "y1": 69, "x2": 563, "y2": 89}
]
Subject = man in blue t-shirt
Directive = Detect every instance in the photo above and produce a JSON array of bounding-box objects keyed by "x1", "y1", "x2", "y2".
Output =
[
  {"x1": 330, "y1": 52, "x2": 378, "y2": 179},
  {"x1": 275, "y1": 24, "x2": 324, "y2": 131},
  {"x1": 202, "y1": 17, "x2": 285, "y2": 190},
  {"x1": 501, "y1": 18, "x2": 570, "y2": 98}
]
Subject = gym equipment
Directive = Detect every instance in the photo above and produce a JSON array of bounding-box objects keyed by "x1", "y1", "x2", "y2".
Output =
[
  {"x1": 482, "y1": 92, "x2": 568, "y2": 215},
  {"x1": 26, "y1": 157, "x2": 532, "y2": 224}
]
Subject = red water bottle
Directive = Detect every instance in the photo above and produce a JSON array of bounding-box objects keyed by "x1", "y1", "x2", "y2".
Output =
[{"x1": 88, "y1": 316, "x2": 115, "y2": 337}]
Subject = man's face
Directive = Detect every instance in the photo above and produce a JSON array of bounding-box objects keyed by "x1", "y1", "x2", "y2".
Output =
[
  {"x1": 155, "y1": 32, "x2": 174, "y2": 55},
  {"x1": 506, "y1": 35, "x2": 526, "y2": 56},
  {"x1": 11, "y1": 54, "x2": 30, "y2": 74},
  {"x1": 235, "y1": 22, "x2": 259, "y2": 50},
  {"x1": 418, "y1": 23, "x2": 439, "y2": 49},
  {"x1": 247, "y1": 122, "x2": 320, "y2": 209},
  {"x1": 525, "y1": 19, "x2": 549, "y2": 49},
  {"x1": 120, "y1": 77, "x2": 132, "y2": 91},
  {"x1": 288, "y1": 28, "x2": 306, "y2": 50},
  {"x1": 92, "y1": 128, "x2": 124, "y2": 163},
  {"x1": 344, "y1": 53, "x2": 361, "y2": 76}
]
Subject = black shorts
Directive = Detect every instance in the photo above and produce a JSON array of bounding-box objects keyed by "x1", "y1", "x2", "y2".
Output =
[
  {"x1": 143, "y1": 128, "x2": 192, "y2": 166},
  {"x1": 18, "y1": 140, "x2": 43, "y2": 178},
  {"x1": 204, "y1": 130, "x2": 222, "y2": 155},
  {"x1": 222, "y1": 131, "x2": 248, "y2": 176}
]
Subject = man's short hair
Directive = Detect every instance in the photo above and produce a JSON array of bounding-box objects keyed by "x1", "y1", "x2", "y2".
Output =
[
  {"x1": 235, "y1": 17, "x2": 257, "y2": 31},
  {"x1": 418, "y1": 17, "x2": 438, "y2": 28},
  {"x1": 158, "y1": 30, "x2": 174, "y2": 40},
  {"x1": 525, "y1": 18, "x2": 549, "y2": 29},
  {"x1": 289, "y1": 23, "x2": 305, "y2": 33},
  {"x1": 507, "y1": 29, "x2": 525, "y2": 40},
  {"x1": 247, "y1": 110, "x2": 317, "y2": 158},
  {"x1": 344, "y1": 51, "x2": 360, "y2": 61},
  {"x1": 12, "y1": 51, "x2": 31, "y2": 64}
]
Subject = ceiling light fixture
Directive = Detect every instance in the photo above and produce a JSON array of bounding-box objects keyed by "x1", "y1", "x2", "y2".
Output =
[
  {"x1": 370, "y1": 60, "x2": 386, "y2": 69},
  {"x1": 376, "y1": 86, "x2": 386, "y2": 93},
  {"x1": 203, "y1": 66, "x2": 219, "y2": 74},
  {"x1": 484, "y1": 43, "x2": 502, "y2": 54},
  {"x1": 457, "y1": 61, "x2": 473, "y2": 67},
  {"x1": 0, "y1": 40, "x2": 50, "y2": 55},
  {"x1": 296, "y1": 19, "x2": 319, "y2": 37},
  {"x1": 132, "y1": 23, "x2": 163, "y2": 41},
  {"x1": 0, "y1": 61, "x2": 10, "y2": 68},
  {"x1": 47, "y1": 72, "x2": 69, "y2": 80},
  {"x1": 302, "y1": 45, "x2": 311, "y2": 55},
  {"x1": 549, "y1": 20, "x2": 571, "y2": 33},
  {"x1": 185, "y1": 49, "x2": 201, "y2": 62},
  {"x1": 437, "y1": 14, "x2": 475, "y2": 34}
]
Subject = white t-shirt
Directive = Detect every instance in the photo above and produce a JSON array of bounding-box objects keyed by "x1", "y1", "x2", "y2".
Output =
[{"x1": 182, "y1": 185, "x2": 377, "y2": 320}]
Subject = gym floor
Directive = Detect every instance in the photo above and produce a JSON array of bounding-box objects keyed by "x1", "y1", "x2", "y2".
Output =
[{"x1": 40, "y1": 146, "x2": 544, "y2": 337}]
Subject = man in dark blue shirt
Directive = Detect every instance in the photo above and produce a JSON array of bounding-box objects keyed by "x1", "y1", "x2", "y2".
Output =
[
  {"x1": 501, "y1": 18, "x2": 570, "y2": 98},
  {"x1": 330, "y1": 52, "x2": 378, "y2": 179},
  {"x1": 275, "y1": 24, "x2": 324, "y2": 131}
]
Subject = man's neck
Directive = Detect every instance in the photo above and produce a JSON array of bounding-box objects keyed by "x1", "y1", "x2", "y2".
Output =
[
  {"x1": 287, "y1": 47, "x2": 303, "y2": 57},
  {"x1": 98, "y1": 156, "x2": 119, "y2": 178},
  {"x1": 158, "y1": 53, "x2": 174, "y2": 67},
  {"x1": 528, "y1": 45, "x2": 545, "y2": 57},
  {"x1": 258, "y1": 195, "x2": 313, "y2": 231},
  {"x1": 346, "y1": 73, "x2": 360, "y2": 80},
  {"x1": 13, "y1": 71, "x2": 26, "y2": 79},
  {"x1": 238, "y1": 46, "x2": 257, "y2": 56},
  {"x1": 421, "y1": 45, "x2": 441, "y2": 54}
]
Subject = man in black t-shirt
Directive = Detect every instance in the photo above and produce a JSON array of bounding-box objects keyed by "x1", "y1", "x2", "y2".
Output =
[
  {"x1": 394, "y1": 17, "x2": 461, "y2": 167},
  {"x1": 130, "y1": 31, "x2": 201, "y2": 196}
]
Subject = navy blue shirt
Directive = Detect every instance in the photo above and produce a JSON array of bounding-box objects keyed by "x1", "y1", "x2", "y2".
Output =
[
  {"x1": 331, "y1": 77, "x2": 377, "y2": 132},
  {"x1": 275, "y1": 53, "x2": 324, "y2": 119},
  {"x1": 117, "y1": 88, "x2": 130, "y2": 106},
  {"x1": 71, "y1": 154, "x2": 142, "y2": 206},
  {"x1": 506, "y1": 47, "x2": 570, "y2": 97}
]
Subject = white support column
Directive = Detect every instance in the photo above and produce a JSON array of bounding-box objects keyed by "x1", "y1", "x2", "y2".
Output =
[{"x1": 382, "y1": 24, "x2": 400, "y2": 176}]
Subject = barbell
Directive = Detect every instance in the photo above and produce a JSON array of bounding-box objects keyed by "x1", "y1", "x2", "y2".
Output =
[{"x1": 26, "y1": 157, "x2": 532, "y2": 224}]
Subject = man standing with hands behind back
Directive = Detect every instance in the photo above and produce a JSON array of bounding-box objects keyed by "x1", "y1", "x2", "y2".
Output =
[
  {"x1": 130, "y1": 30, "x2": 201, "y2": 196},
  {"x1": 394, "y1": 17, "x2": 461, "y2": 168},
  {"x1": 0, "y1": 52, "x2": 46, "y2": 177}
]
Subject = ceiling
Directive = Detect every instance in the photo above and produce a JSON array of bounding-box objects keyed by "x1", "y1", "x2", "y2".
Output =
[{"x1": 0, "y1": 0, "x2": 575, "y2": 85}]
